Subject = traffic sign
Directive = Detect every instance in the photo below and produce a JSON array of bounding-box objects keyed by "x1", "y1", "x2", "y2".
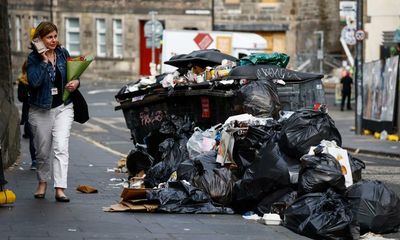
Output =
[
  {"x1": 341, "y1": 25, "x2": 356, "y2": 45},
  {"x1": 355, "y1": 30, "x2": 366, "y2": 41},
  {"x1": 193, "y1": 33, "x2": 213, "y2": 50},
  {"x1": 146, "y1": 37, "x2": 161, "y2": 49},
  {"x1": 144, "y1": 20, "x2": 163, "y2": 38}
]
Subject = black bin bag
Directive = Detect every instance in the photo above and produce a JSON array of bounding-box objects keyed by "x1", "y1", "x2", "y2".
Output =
[
  {"x1": 348, "y1": 154, "x2": 365, "y2": 183},
  {"x1": 298, "y1": 152, "x2": 346, "y2": 195},
  {"x1": 126, "y1": 145, "x2": 154, "y2": 178},
  {"x1": 284, "y1": 189, "x2": 359, "y2": 240},
  {"x1": 345, "y1": 180, "x2": 400, "y2": 234},
  {"x1": 176, "y1": 150, "x2": 219, "y2": 183},
  {"x1": 237, "y1": 79, "x2": 281, "y2": 119},
  {"x1": 146, "y1": 181, "x2": 234, "y2": 214},
  {"x1": 193, "y1": 163, "x2": 236, "y2": 206},
  {"x1": 144, "y1": 137, "x2": 189, "y2": 188},
  {"x1": 279, "y1": 108, "x2": 342, "y2": 159}
]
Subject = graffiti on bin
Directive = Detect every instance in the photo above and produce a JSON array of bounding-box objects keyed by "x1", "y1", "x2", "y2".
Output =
[
  {"x1": 256, "y1": 67, "x2": 302, "y2": 80},
  {"x1": 139, "y1": 110, "x2": 166, "y2": 127}
]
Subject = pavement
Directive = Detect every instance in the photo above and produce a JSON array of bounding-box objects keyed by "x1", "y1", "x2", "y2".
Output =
[
  {"x1": 0, "y1": 121, "x2": 308, "y2": 240},
  {"x1": 1, "y1": 82, "x2": 399, "y2": 239},
  {"x1": 325, "y1": 94, "x2": 400, "y2": 159}
]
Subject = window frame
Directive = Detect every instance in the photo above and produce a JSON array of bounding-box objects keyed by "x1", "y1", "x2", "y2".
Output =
[
  {"x1": 65, "y1": 17, "x2": 81, "y2": 56},
  {"x1": 96, "y1": 18, "x2": 107, "y2": 57},
  {"x1": 112, "y1": 19, "x2": 123, "y2": 58}
]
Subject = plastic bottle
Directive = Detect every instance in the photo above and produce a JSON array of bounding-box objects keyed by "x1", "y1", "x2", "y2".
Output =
[{"x1": 380, "y1": 130, "x2": 388, "y2": 140}]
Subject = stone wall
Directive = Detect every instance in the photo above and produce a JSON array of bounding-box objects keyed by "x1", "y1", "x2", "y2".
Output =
[
  {"x1": 0, "y1": 0, "x2": 20, "y2": 168},
  {"x1": 8, "y1": 0, "x2": 211, "y2": 81}
]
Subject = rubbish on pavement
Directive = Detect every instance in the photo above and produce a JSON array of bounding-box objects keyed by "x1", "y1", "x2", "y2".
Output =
[
  {"x1": 126, "y1": 145, "x2": 154, "y2": 178},
  {"x1": 284, "y1": 189, "x2": 359, "y2": 240},
  {"x1": 76, "y1": 185, "x2": 98, "y2": 194},
  {"x1": 255, "y1": 187, "x2": 296, "y2": 217},
  {"x1": 262, "y1": 213, "x2": 282, "y2": 225},
  {"x1": 146, "y1": 181, "x2": 234, "y2": 214},
  {"x1": 380, "y1": 130, "x2": 388, "y2": 140},
  {"x1": 298, "y1": 151, "x2": 346, "y2": 195},
  {"x1": 345, "y1": 180, "x2": 400, "y2": 234},
  {"x1": 309, "y1": 140, "x2": 353, "y2": 187},
  {"x1": 242, "y1": 211, "x2": 261, "y2": 220},
  {"x1": 279, "y1": 107, "x2": 342, "y2": 159}
]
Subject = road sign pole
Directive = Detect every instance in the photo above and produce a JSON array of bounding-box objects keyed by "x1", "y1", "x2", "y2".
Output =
[
  {"x1": 149, "y1": 11, "x2": 157, "y2": 65},
  {"x1": 355, "y1": 0, "x2": 363, "y2": 135}
]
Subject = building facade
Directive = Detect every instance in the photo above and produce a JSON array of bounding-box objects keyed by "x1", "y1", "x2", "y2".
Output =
[{"x1": 8, "y1": 0, "x2": 341, "y2": 82}]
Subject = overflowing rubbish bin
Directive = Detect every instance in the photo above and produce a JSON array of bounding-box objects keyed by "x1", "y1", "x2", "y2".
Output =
[{"x1": 112, "y1": 51, "x2": 400, "y2": 239}]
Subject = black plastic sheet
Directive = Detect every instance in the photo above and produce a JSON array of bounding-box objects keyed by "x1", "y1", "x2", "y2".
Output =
[
  {"x1": 345, "y1": 180, "x2": 400, "y2": 234},
  {"x1": 146, "y1": 181, "x2": 234, "y2": 214},
  {"x1": 284, "y1": 189, "x2": 359, "y2": 240},
  {"x1": 298, "y1": 152, "x2": 346, "y2": 195},
  {"x1": 279, "y1": 108, "x2": 342, "y2": 159}
]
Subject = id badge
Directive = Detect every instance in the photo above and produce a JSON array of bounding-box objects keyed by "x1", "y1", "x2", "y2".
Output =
[{"x1": 51, "y1": 87, "x2": 58, "y2": 95}]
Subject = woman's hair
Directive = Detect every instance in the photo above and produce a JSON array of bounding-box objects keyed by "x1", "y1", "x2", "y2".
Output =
[{"x1": 30, "y1": 21, "x2": 60, "y2": 50}]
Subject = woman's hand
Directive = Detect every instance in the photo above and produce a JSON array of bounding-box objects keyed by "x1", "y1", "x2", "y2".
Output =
[
  {"x1": 41, "y1": 51, "x2": 49, "y2": 63},
  {"x1": 65, "y1": 80, "x2": 79, "y2": 92}
]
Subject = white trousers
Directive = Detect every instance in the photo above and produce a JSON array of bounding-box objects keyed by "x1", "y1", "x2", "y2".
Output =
[{"x1": 29, "y1": 103, "x2": 74, "y2": 189}]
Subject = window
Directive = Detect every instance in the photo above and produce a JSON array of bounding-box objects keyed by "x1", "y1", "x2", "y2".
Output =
[
  {"x1": 113, "y1": 19, "x2": 123, "y2": 58},
  {"x1": 96, "y1": 19, "x2": 106, "y2": 57},
  {"x1": 65, "y1": 18, "x2": 80, "y2": 56},
  {"x1": 33, "y1": 16, "x2": 41, "y2": 27},
  {"x1": 15, "y1": 15, "x2": 22, "y2": 51}
]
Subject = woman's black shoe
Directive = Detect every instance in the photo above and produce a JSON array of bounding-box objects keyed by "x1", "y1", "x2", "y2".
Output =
[
  {"x1": 55, "y1": 195, "x2": 70, "y2": 202},
  {"x1": 34, "y1": 193, "x2": 45, "y2": 199}
]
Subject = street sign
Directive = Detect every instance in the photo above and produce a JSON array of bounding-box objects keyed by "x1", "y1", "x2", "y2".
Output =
[
  {"x1": 355, "y1": 29, "x2": 366, "y2": 41},
  {"x1": 193, "y1": 33, "x2": 213, "y2": 50},
  {"x1": 339, "y1": 1, "x2": 357, "y2": 22},
  {"x1": 144, "y1": 20, "x2": 163, "y2": 38},
  {"x1": 146, "y1": 37, "x2": 161, "y2": 48},
  {"x1": 317, "y1": 49, "x2": 324, "y2": 60},
  {"x1": 341, "y1": 25, "x2": 356, "y2": 45}
]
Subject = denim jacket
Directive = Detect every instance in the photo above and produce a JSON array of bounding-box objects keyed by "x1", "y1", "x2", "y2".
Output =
[{"x1": 27, "y1": 47, "x2": 72, "y2": 109}]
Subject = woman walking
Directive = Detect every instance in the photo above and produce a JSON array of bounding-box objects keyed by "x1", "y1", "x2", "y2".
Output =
[{"x1": 27, "y1": 21, "x2": 79, "y2": 202}]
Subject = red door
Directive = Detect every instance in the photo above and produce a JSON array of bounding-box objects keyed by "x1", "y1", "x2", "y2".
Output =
[{"x1": 139, "y1": 20, "x2": 163, "y2": 76}]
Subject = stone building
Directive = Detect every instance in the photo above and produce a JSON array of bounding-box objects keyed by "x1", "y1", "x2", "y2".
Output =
[{"x1": 8, "y1": 0, "x2": 342, "y2": 82}]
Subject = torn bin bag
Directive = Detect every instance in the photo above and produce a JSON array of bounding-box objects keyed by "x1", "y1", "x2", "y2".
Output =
[
  {"x1": 126, "y1": 145, "x2": 154, "y2": 177},
  {"x1": 345, "y1": 180, "x2": 400, "y2": 234},
  {"x1": 298, "y1": 153, "x2": 346, "y2": 195},
  {"x1": 279, "y1": 109, "x2": 342, "y2": 159},
  {"x1": 284, "y1": 189, "x2": 359, "y2": 240}
]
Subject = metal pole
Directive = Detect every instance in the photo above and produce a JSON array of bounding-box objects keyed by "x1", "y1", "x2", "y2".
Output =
[
  {"x1": 211, "y1": 0, "x2": 215, "y2": 31},
  {"x1": 150, "y1": 11, "x2": 156, "y2": 65},
  {"x1": 355, "y1": 0, "x2": 363, "y2": 134}
]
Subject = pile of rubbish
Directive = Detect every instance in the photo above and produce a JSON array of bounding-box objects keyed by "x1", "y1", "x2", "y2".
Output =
[{"x1": 111, "y1": 51, "x2": 400, "y2": 239}]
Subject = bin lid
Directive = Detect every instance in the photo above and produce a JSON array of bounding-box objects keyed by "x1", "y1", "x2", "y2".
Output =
[
  {"x1": 164, "y1": 49, "x2": 237, "y2": 68},
  {"x1": 228, "y1": 64, "x2": 323, "y2": 82}
]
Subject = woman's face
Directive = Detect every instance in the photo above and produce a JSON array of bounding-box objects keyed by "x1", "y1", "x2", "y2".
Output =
[{"x1": 41, "y1": 30, "x2": 58, "y2": 50}]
